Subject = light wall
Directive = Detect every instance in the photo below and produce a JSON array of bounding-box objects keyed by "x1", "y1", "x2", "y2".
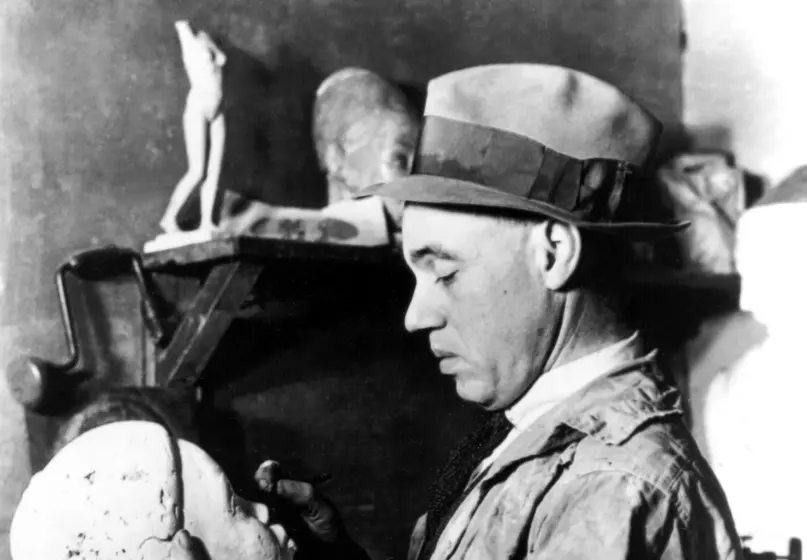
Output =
[{"x1": 683, "y1": 0, "x2": 807, "y2": 185}]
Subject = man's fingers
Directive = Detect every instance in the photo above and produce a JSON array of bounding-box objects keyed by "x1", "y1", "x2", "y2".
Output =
[
  {"x1": 168, "y1": 529, "x2": 207, "y2": 560},
  {"x1": 254, "y1": 460, "x2": 281, "y2": 492},
  {"x1": 263, "y1": 478, "x2": 347, "y2": 546},
  {"x1": 275, "y1": 479, "x2": 315, "y2": 508}
]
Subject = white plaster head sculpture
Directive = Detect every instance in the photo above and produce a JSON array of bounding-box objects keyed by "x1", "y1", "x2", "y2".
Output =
[
  {"x1": 313, "y1": 67, "x2": 421, "y2": 228},
  {"x1": 10, "y1": 421, "x2": 295, "y2": 560},
  {"x1": 735, "y1": 165, "x2": 807, "y2": 334},
  {"x1": 698, "y1": 165, "x2": 807, "y2": 552}
]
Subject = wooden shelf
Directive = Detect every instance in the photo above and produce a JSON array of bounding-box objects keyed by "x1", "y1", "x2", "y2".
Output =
[
  {"x1": 624, "y1": 268, "x2": 740, "y2": 293},
  {"x1": 142, "y1": 236, "x2": 400, "y2": 271},
  {"x1": 142, "y1": 237, "x2": 740, "y2": 298}
]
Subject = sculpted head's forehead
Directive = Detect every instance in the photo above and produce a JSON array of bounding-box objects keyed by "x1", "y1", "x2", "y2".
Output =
[
  {"x1": 10, "y1": 421, "x2": 182, "y2": 560},
  {"x1": 11, "y1": 420, "x2": 283, "y2": 560}
]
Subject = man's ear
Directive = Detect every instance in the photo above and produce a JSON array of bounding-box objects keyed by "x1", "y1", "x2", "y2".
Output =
[{"x1": 527, "y1": 220, "x2": 582, "y2": 290}]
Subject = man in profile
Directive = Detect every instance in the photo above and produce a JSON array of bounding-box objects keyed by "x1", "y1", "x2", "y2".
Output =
[{"x1": 271, "y1": 63, "x2": 744, "y2": 559}]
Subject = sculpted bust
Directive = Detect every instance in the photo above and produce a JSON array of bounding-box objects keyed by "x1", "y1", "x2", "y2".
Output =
[{"x1": 313, "y1": 67, "x2": 421, "y2": 229}]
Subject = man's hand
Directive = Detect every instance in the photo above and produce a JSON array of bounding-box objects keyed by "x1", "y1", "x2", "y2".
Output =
[
  {"x1": 274, "y1": 478, "x2": 344, "y2": 544},
  {"x1": 254, "y1": 460, "x2": 371, "y2": 560},
  {"x1": 254, "y1": 460, "x2": 344, "y2": 543}
]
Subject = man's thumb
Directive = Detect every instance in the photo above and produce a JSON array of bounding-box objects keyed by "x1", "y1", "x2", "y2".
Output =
[{"x1": 275, "y1": 479, "x2": 315, "y2": 509}]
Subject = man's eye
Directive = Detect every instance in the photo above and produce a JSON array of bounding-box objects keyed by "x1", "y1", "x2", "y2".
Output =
[{"x1": 436, "y1": 271, "x2": 458, "y2": 286}]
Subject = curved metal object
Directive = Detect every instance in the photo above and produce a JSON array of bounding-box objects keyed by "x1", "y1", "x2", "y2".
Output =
[
  {"x1": 67, "y1": 246, "x2": 166, "y2": 344},
  {"x1": 6, "y1": 261, "x2": 83, "y2": 414},
  {"x1": 5, "y1": 245, "x2": 167, "y2": 414}
]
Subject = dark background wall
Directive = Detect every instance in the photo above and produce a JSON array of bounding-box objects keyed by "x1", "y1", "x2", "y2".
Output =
[
  {"x1": 0, "y1": 0, "x2": 684, "y2": 558},
  {"x1": 0, "y1": 0, "x2": 684, "y2": 326}
]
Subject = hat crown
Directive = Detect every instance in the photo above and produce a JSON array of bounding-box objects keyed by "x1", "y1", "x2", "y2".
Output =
[
  {"x1": 424, "y1": 64, "x2": 661, "y2": 167},
  {"x1": 356, "y1": 63, "x2": 686, "y2": 239}
]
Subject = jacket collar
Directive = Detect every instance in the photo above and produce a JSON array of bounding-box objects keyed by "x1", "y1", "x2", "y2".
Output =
[
  {"x1": 483, "y1": 352, "x2": 684, "y2": 482},
  {"x1": 505, "y1": 332, "x2": 643, "y2": 431},
  {"x1": 560, "y1": 352, "x2": 683, "y2": 445}
]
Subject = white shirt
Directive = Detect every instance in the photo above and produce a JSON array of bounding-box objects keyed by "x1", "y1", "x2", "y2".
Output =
[
  {"x1": 431, "y1": 332, "x2": 644, "y2": 559},
  {"x1": 475, "y1": 332, "x2": 641, "y2": 485}
]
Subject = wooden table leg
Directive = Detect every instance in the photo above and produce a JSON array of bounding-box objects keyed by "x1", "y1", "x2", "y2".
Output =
[{"x1": 156, "y1": 261, "x2": 264, "y2": 388}]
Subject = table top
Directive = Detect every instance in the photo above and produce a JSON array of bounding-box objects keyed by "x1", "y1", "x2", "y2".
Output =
[
  {"x1": 141, "y1": 236, "x2": 740, "y2": 295},
  {"x1": 142, "y1": 236, "x2": 402, "y2": 270}
]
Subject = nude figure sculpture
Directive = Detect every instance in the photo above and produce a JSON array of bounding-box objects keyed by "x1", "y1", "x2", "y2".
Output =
[
  {"x1": 160, "y1": 21, "x2": 227, "y2": 234},
  {"x1": 143, "y1": 66, "x2": 408, "y2": 252}
]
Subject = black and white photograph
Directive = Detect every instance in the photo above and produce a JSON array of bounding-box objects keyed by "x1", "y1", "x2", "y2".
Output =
[{"x1": 0, "y1": 0, "x2": 804, "y2": 558}]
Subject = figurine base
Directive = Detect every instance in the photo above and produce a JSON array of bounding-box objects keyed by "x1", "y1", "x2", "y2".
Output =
[
  {"x1": 144, "y1": 229, "x2": 220, "y2": 253},
  {"x1": 144, "y1": 197, "x2": 391, "y2": 254}
]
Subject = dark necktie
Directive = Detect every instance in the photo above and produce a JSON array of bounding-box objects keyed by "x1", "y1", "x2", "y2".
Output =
[{"x1": 420, "y1": 411, "x2": 514, "y2": 559}]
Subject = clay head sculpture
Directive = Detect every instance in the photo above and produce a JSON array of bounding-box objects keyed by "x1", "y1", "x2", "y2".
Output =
[
  {"x1": 10, "y1": 421, "x2": 295, "y2": 560},
  {"x1": 313, "y1": 67, "x2": 421, "y2": 228}
]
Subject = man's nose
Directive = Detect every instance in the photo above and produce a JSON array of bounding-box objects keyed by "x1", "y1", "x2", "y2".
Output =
[{"x1": 404, "y1": 282, "x2": 445, "y2": 333}]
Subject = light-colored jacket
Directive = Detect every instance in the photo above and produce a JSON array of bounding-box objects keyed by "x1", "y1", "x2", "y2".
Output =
[{"x1": 408, "y1": 355, "x2": 744, "y2": 560}]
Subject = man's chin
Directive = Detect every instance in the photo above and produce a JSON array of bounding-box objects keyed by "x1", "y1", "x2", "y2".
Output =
[{"x1": 454, "y1": 378, "x2": 496, "y2": 409}]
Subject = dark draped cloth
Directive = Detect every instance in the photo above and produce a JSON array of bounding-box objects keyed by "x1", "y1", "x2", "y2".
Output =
[{"x1": 419, "y1": 412, "x2": 514, "y2": 559}]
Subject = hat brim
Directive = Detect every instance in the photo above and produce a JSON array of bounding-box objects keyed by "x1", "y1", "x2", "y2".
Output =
[{"x1": 358, "y1": 175, "x2": 688, "y2": 241}]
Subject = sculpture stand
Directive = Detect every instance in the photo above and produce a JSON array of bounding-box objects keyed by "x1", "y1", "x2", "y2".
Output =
[
  {"x1": 145, "y1": 228, "x2": 222, "y2": 254},
  {"x1": 146, "y1": 196, "x2": 392, "y2": 253}
]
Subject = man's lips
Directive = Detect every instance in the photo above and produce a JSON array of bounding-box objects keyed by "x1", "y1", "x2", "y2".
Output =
[
  {"x1": 438, "y1": 357, "x2": 464, "y2": 374},
  {"x1": 431, "y1": 348, "x2": 462, "y2": 373},
  {"x1": 431, "y1": 348, "x2": 456, "y2": 359}
]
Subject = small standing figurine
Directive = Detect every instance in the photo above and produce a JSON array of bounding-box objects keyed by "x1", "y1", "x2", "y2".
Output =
[{"x1": 160, "y1": 20, "x2": 227, "y2": 234}]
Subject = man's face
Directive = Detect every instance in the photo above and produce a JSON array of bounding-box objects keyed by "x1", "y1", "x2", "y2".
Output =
[{"x1": 402, "y1": 204, "x2": 557, "y2": 410}]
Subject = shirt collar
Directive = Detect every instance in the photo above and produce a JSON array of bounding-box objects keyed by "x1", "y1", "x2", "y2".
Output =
[
  {"x1": 481, "y1": 347, "x2": 684, "y2": 486},
  {"x1": 505, "y1": 332, "x2": 643, "y2": 431}
]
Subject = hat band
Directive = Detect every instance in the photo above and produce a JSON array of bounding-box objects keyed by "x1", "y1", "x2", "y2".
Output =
[{"x1": 411, "y1": 116, "x2": 638, "y2": 220}]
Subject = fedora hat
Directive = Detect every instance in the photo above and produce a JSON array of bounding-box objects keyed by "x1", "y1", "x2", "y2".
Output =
[{"x1": 358, "y1": 63, "x2": 687, "y2": 238}]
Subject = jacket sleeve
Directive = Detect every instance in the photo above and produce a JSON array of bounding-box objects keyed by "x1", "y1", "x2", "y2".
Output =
[
  {"x1": 407, "y1": 513, "x2": 428, "y2": 560},
  {"x1": 527, "y1": 470, "x2": 743, "y2": 559}
]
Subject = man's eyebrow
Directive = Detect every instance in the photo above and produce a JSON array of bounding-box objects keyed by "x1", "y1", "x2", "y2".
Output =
[{"x1": 408, "y1": 244, "x2": 461, "y2": 264}]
